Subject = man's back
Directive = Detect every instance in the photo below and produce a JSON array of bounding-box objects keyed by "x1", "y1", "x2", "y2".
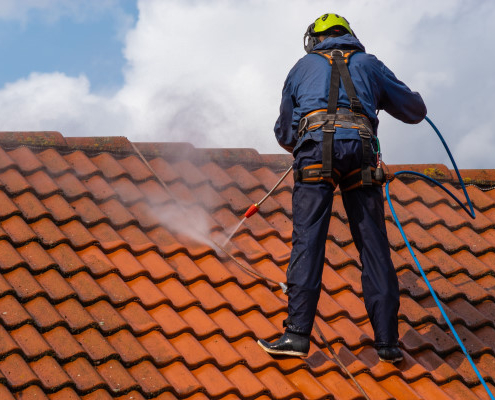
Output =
[{"x1": 275, "y1": 34, "x2": 426, "y2": 154}]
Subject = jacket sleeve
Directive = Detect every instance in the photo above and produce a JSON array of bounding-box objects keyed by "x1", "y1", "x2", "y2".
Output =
[
  {"x1": 376, "y1": 60, "x2": 427, "y2": 124},
  {"x1": 274, "y1": 74, "x2": 298, "y2": 153}
]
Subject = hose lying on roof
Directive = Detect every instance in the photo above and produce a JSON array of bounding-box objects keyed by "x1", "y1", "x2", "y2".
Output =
[{"x1": 386, "y1": 116, "x2": 494, "y2": 400}]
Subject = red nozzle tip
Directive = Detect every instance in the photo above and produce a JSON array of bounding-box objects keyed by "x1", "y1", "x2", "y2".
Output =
[{"x1": 244, "y1": 204, "x2": 260, "y2": 218}]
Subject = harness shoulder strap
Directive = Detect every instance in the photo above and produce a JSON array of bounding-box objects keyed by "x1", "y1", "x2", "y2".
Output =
[
  {"x1": 312, "y1": 49, "x2": 362, "y2": 180},
  {"x1": 312, "y1": 49, "x2": 362, "y2": 114}
]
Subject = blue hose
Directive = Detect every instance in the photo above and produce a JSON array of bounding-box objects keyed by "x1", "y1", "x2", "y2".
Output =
[{"x1": 385, "y1": 116, "x2": 494, "y2": 399}]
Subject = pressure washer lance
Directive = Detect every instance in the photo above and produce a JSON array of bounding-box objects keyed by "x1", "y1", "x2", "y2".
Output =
[
  {"x1": 244, "y1": 165, "x2": 293, "y2": 218},
  {"x1": 130, "y1": 143, "x2": 370, "y2": 399}
]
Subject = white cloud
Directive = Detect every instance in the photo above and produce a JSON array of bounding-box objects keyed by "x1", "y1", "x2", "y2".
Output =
[{"x1": 0, "y1": 0, "x2": 494, "y2": 168}]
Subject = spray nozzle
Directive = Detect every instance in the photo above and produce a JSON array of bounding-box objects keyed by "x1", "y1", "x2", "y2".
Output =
[{"x1": 244, "y1": 203, "x2": 260, "y2": 218}]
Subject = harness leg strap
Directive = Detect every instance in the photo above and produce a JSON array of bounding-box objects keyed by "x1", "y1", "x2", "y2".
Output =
[
  {"x1": 321, "y1": 128, "x2": 335, "y2": 179},
  {"x1": 360, "y1": 133, "x2": 373, "y2": 186}
]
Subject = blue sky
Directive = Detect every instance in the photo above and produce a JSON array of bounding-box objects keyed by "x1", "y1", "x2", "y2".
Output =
[
  {"x1": 0, "y1": 1, "x2": 138, "y2": 92},
  {"x1": 0, "y1": 0, "x2": 494, "y2": 168}
]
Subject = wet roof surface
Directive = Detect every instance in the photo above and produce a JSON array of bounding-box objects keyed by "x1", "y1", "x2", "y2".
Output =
[{"x1": 0, "y1": 131, "x2": 494, "y2": 399}]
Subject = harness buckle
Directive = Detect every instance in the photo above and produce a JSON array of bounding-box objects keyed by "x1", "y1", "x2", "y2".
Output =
[{"x1": 350, "y1": 97, "x2": 363, "y2": 113}]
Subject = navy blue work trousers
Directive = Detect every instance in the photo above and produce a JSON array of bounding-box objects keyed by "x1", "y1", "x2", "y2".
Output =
[{"x1": 285, "y1": 139, "x2": 400, "y2": 346}]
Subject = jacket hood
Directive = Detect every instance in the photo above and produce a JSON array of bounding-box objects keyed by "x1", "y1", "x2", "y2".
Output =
[{"x1": 313, "y1": 34, "x2": 365, "y2": 52}]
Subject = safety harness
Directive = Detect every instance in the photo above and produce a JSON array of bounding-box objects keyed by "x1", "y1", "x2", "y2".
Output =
[{"x1": 294, "y1": 48, "x2": 387, "y2": 191}]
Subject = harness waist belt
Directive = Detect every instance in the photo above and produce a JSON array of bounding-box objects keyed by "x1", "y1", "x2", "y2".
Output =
[
  {"x1": 294, "y1": 164, "x2": 390, "y2": 191},
  {"x1": 298, "y1": 110, "x2": 373, "y2": 138}
]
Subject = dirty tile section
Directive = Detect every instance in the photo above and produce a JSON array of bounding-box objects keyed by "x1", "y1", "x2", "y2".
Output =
[{"x1": 0, "y1": 132, "x2": 493, "y2": 399}]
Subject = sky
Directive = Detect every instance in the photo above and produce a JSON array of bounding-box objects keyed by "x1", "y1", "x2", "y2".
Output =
[{"x1": 0, "y1": 0, "x2": 494, "y2": 168}]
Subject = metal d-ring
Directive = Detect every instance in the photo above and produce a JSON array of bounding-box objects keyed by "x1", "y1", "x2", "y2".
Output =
[{"x1": 330, "y1": 49, "x2": 344, "y2": 58}]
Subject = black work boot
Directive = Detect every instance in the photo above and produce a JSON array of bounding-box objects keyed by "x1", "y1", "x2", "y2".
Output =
[
  {"x1": 257, "y1": 331, "x2": 310, "y2": 357},
  {"x1": 377, "y1": 345, "x2": 403, "y2": 363}
]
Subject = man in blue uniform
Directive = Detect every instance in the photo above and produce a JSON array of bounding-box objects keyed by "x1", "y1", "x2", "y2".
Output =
[{"x1": 258, "y1": 13, "x2": 426, "y2": 363}]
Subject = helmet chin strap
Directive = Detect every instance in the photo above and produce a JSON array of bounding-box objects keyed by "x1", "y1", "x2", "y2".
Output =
[{"x1": 303, "y1": 23, "x2": 320, "y2": 53}]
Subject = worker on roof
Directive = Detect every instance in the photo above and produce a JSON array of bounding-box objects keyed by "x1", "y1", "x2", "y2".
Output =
[{"x1": 258, "y1": 13, "x2": 426, "y2": 363}]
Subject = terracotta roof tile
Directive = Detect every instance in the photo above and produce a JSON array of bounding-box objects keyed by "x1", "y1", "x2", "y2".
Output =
[
  {"x1": 209, "y1": 308, "x2": 251, "y2": 341},
  {"x1": 47, "y1": 243, "x2": 87, "y2": 276},
  {"x1": 91, "y1": 153, "x2": 128, "y2": 180},
  {"x1": 128, "y1": 360, "x2": 171, "y2": 396},
  {"x1": 86, "y1": 300, "x2": 129, "y2": 334},
  {"x1": 43, "y1": 326, "x2": 85, "y2": 361},
  {"x1": 75, "y1": 328, "x2": 118, "y2": 363},
  {"x1": 0, "y1": 295, "x2": 34, "y2": 328},
  {"x1": 118, "y1": 155, "x2": 155, "y2": 182},
  {"x1": 0, "y1": 353, "x2": 41, "y2": 390},
  {"x1": 127, "y1": 201, "x2": 158, "y2": 230},
  {"x1": 226, "y1": 165, "x2": 261, "y2": 192},
  {"x1": 64, "y1": 151, "x2": 100, "y2": 178},
  {"x1": 77, "y1": 246, "x2": 116, "y2": 277},
  {"x1": 10, "y1": 324, "x2": 51, "y2": 360},
  {"x1": 223, "y1": 364, "x2": 267, "y2": 398},
  {"x1": 137, "y1": 331, "x2": 181, "y2": 366},
  {"x1": 0, "y1": 137, "x2": 494, "y2": 399},
  {"x1": 63, "y1": 357, "x2": 106, "y2": 392},
  {"x1": 31, "y1": 218, "x2": 69, "y2": 247},
  {"x1": 55, "y1": 298, "x2": 96, "y2": 332},
  {"x1": 0, "y1": 146, "x2": 16, "y2": 171},
  {"x1": 42, "y1": 194, "x2": 78, "y2": 223},
  {"x1": 97, "y1": 359, "x2": 140, "y2": 394},
  {"x1": 60, "y1": 220, "x2": 98, "y2": 249},
  {"x1": 81, "y1": 175, "x2": 117, "y2": 202},
  {"x1": 119, "y1": 302, "x2": 160, "y2": 335},
  {"x1": 0, "y1": 169, "x2": 32, "y2": 195},
  {"x1": 159, "y1": 361, "x2": 202, "y2": 397},
  {"x1": 136, "y1": 251, "x2": 177, "y2": 281},
  {"x1": 30, "y1": 356, "x2": 72, "y2": 391},
  {"x1": 36, "y1": 148, "x2": 72, "y2": 176},
  {"x1": 254, "y1": 366, "x2": 301, "y2": 399}
]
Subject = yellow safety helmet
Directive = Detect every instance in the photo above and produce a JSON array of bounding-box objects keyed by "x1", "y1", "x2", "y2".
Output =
[
  {"x1": 312, "y1": 13, "x2": 353, "y2": 36},
  {"x1": 304, "y1": 13, "x2": 355, "y2": 53}
]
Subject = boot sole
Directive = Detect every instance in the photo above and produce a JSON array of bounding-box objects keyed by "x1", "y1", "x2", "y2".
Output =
[
  {"x1": 257, "y1": 340, "x2": 308, "y2": 357},
  {"x1": 379, "y1": 355, "x2": 403, "y2": 364}
]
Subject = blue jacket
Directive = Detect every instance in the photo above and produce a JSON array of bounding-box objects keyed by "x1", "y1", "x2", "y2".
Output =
[{"x1": 274, "y1": 34, "x2": 427, "y2": 154}]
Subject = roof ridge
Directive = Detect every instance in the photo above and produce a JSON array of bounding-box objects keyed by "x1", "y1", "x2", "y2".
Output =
[{"x1": 0, "y1": 132, "x2": 494, "y2": 185}]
